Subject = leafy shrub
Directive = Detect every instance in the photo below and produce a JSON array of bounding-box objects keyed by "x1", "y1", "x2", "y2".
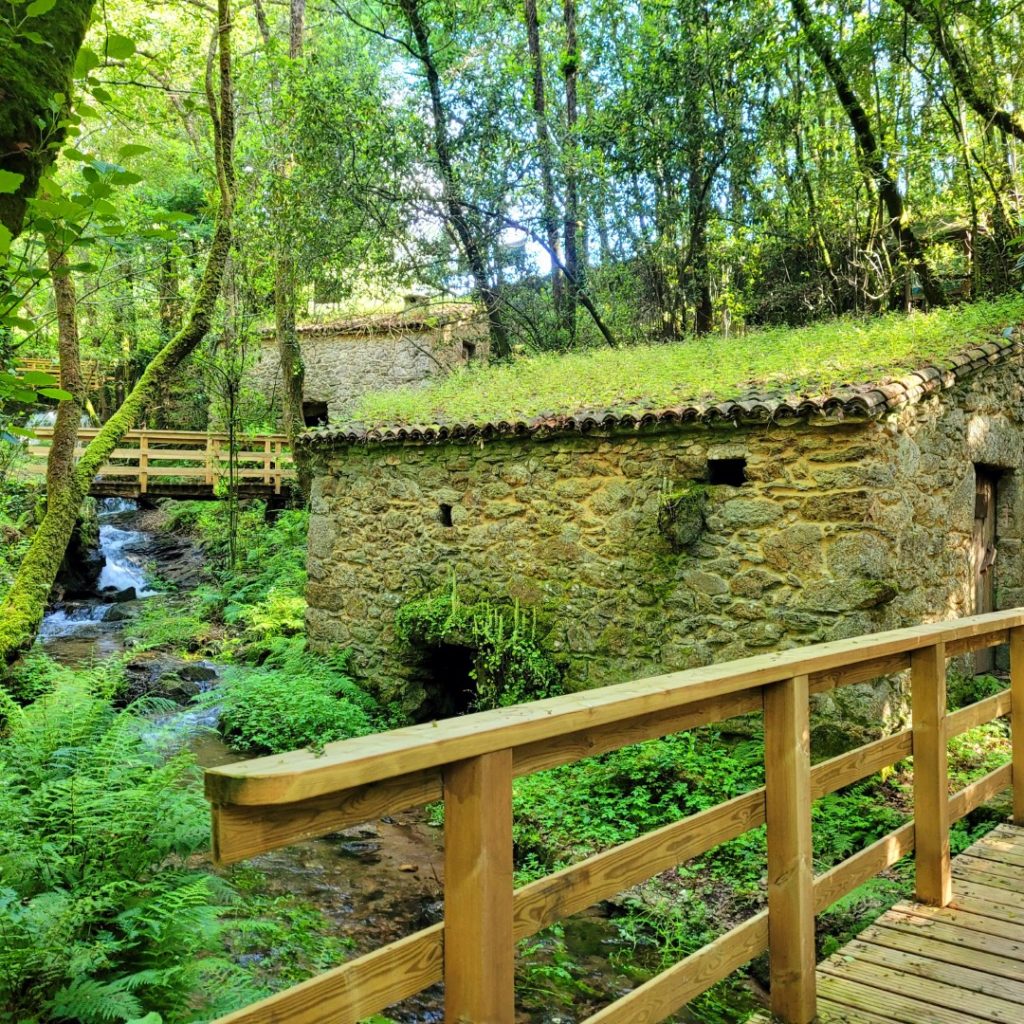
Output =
[
  {"x1": 150, "y1": 502, "x2": 309, "y2": 662},
  {"x1": 396, "y1": 581, "x2": 563, "y2": 711},
  {"x1": 216, "y1": 638, "x2": 379, "y2": 754}
]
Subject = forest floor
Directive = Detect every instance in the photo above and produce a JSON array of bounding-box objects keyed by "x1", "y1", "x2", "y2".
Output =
[{"x1": 0, "y1": 489, "x2": 1014, "y2": 1024}]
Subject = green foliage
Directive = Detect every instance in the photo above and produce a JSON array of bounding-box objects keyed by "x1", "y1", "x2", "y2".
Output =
[
  {"x1": 512, "y1": 731, "x2": 765, "y2": 870},
  {"x1": 215, "y1": 638, "x2": 378, "y2": 754},
  {"x1": 395, "y1": 580, "x2": 563, "y2": 712},
  {"x1": 0, "y1": 667, "x2": 357, "y2": 1022},
  {"x1": 0, "y1": 679, "x2": 238, "y2": 1022},
  {"x1": 352, "y1": 296, "x2": 1024, "y2": 427}
]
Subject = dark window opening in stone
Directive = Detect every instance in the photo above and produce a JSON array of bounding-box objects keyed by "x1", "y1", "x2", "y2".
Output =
[
  {"x1": 462, "y1": 340, "x2": 477, "y2": 362},
  {"x1": 302, "y1": 400, "x2": 329, "y2": 427},
  {"x1": 417, "y1": 643, "x2": 477, "y2": 720},
  {"x1": 708, "y1": 457, "x2": 747, "y2": 486},
  {"x1": 439, "y1": 502, "x2": 454, "y2": 527}
]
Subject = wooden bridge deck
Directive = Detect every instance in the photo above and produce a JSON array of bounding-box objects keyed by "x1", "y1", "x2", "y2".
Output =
[{"x1": 753, "y1": 823, "x2": 1024, "y2": 1024}]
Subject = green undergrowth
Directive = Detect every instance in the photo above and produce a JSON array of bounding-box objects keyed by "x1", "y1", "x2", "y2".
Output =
[
  {"x1": 212, "y1": 638, "x2": 379, "y2": 754},
  {"x1": 135, "y1": 500, "x2": 383, "y2": 754},
  {"x1": 0, "y1": 670, "x2": 349, "y2": 1023},
  {"x1": 351, "y1": 294, "x2": 1024, "y2": 427}
]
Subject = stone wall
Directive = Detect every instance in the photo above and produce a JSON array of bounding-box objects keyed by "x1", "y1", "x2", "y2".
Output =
[
  {"x1": 247, "y1": 323, "x2": 485, "y2": 424},
  {"x1": 306, "y1": 358, "x2": 1024, "y2": 733}
]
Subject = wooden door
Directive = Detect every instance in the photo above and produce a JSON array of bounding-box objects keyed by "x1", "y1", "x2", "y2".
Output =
[{"x1": 973, "y1": 468, "x2": 998, "y2": 673}]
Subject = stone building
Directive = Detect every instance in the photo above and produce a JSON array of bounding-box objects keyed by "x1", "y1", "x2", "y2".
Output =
[
  {"x1": 248, "y1": 300, "x2": 486, "y2": 426},
  {"x1": 300, "y1": 335, "x2": 1024, "y2": 729}
]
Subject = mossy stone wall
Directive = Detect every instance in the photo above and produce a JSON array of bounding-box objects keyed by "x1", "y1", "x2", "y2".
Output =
[
  {"x1": 248, "y1": 323, "x2": 485, "y2": 424},
  {"x1": 306, "y1": 359, "x2": 1024, "y2": 733}
]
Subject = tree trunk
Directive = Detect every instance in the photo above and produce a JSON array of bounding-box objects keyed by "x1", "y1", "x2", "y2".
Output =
[
  {"x1": 523, "y1": 0, "x2": 563, "y2": 321},
  {"x1": 269, "y1": 0, "x2": 313, "y2": 498},
  {"x1": 792, "y1": 0, "x2": 945, "y2": 307},
  {"x1": 0, "y1": 0, "x2": 97, "y2": 239},
  {"x1": 400, "y1": 0, "x2": 510, "y2": 358},
  {"x1": 561, "y1": 0, "x2": 580, "y2": 343},
  {"x1": 0, "y1": 0, "x2": 236, "y2": 667}
]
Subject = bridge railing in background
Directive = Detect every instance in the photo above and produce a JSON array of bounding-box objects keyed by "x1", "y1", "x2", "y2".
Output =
[
  {"x1": 14, "y1": 358, "x2": 108, "y2": 392},
  {"x1": 25, "y1": 427, "x2": 294, "y2": 494},
  {"x1": 203, "y1": 610, "x2": 1024, "y2": 1024}
]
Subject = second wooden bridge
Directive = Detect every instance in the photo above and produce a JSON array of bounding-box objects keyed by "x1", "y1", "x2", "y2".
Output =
[{"x1": 25, "y1": 427, "x2": 295, "y2": 500}]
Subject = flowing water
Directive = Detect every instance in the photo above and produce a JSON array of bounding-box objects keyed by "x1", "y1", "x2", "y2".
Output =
[
  {"x1": 36, "y1": 501, "x2": 661, "y2": 1023},
  {"x1": 39, "y1": 498, "x2": 154, "y2": 664}
]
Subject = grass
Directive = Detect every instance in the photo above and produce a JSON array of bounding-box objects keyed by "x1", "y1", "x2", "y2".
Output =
[{"x1": 350, "y1": 295, "x2": 1024, "y2": 427}]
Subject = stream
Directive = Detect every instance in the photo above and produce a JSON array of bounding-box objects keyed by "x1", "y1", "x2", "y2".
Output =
[{"x1": 37, "y1": 500, "x2": 670, "y2": 1023}]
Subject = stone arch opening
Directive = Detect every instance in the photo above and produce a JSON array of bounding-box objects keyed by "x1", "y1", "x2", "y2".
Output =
[{"x1": 414, "y1": 641, "x2": 477, "y2": 720}]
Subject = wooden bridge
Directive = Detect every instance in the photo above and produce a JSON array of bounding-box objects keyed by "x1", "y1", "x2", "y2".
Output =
[
  {"x1": 203, "y1": 609, "x2": 1024, "y2": 1024},
  {"x1": 25, "y1": 427, "x2": 294, "y2": 500},
  {"x1": 15, "y1": 357, "x2": 109, "y2": 392}
]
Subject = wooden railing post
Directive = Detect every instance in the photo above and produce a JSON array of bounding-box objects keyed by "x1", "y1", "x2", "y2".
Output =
[
  {"x1": 1011, "y1": 627, "x2": 1024, "y2": 826},
  {"x1": 443, "y1": 749, "x2": 515, "y2": 1024},
  {"x1": 263, "y1": 437, "x2": 272, "y2": 486},
  {"x1": 764, "y1": 673, "x2": 816, "y2": 1024},
  {"x1": 912, "y1": 641, "x2": 951, "y2": 906},
  {"x1": 138, "y1": 434, "x2": 149, "y2": 494}
]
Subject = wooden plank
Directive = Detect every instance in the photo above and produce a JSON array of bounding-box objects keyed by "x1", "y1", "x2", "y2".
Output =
[
  {"x1": 952, "y1": 878, "x2": 1024, "y2": 914},
  {"x1": 953, "y1": 859, "x2": 1024, "y2": 894},
  {"x1": 207, "y1": 923, "x2": 442, "y2": 1024},
  {"x1": 820, "y1": 958, "x2": 1019, "y2": 1023},
  {"x1": 512, "y1": 789, "x2": 765, "y2": 940},
  {"x1": 912, "y1": 642, "x2": 951, "y2": 906},
  {"x1": 838, "y1": 938, "x2": 1024, "y2": 1012},
  {"x1": 817, "y1": 972, "x2": 993, "y2": 1024},
  {"x1": 955, "y1": 854, "x2": 1024, "y2": 884},
  {"x1": 443, "y1": 751, "x2": 514, "y2": 1024},
  {"x1": 816, "y1": 997, "x2": 903, "y2": 1023},
  {"x1": 948, "y1": 763, "x2": 1011, "y2": 823},
  {"x1": 1012, "y1": 627, "x2": 1024, "y2": 825},
  {"x1": 808, "y1": 652, "x2": 911, "y2": 695},
  {"x1": 213, "y1": 686, "x2": 919, "y2": 867},
  {"x1": 945, "y1": 690, "x2": 1011, "y2": 740},
  {"x1": 947, "y1": 630, "x2": 1009, "y2": 658},
  {"x1": 210, "y1": 768, "x2": 443, "y2": 864},
  {"x1": 810, "y1": 729, "x2": 912, "y2": 798},
  {"x1": 882, "y1": 906, "x2": 1024, "y2": 961},
  {"x1": 213, "y1": 706, "x2": 915, "y2": 867},
  {"x1": 205, "y1": 612, "x2": 1024, "y2": 809},
  {"x1": 764, "y1": 674, "x2": 815, "y2": 1024},
  {"x1": 813, "y1": 822, "x2": 915, "y2": 914},
  {"x1": 580, "y1": 910, "x2": 768, "y2": 1024},
  {"x1": 862, "y1": 922, "x2": 1024, "y2": 981}
]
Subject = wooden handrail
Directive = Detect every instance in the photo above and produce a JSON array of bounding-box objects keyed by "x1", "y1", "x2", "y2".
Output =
[
  {"x1": 204, "y1": 610, "x2": 1024, "y2": 1024},
  {"x1": 22, "y1": 427, "x2": 294, "y2": 495}
]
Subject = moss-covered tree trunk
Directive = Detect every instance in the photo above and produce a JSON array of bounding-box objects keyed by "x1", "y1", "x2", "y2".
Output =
[
  {"x1": 0, "y1": 0, "x2": 96, "y2": 240},
  {"x1": 0, "y1": 0, "x2": 236, "y2": 667}
]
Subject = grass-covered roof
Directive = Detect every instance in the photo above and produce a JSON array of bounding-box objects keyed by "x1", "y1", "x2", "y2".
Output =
[{"x1": 304, "y1": 295, "x2": 1024, "y2": 445}]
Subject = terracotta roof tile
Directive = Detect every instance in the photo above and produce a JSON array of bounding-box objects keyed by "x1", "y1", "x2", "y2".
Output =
[{"x1": 298, "y1": 335, "x2": 1024, "y2": 449}]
